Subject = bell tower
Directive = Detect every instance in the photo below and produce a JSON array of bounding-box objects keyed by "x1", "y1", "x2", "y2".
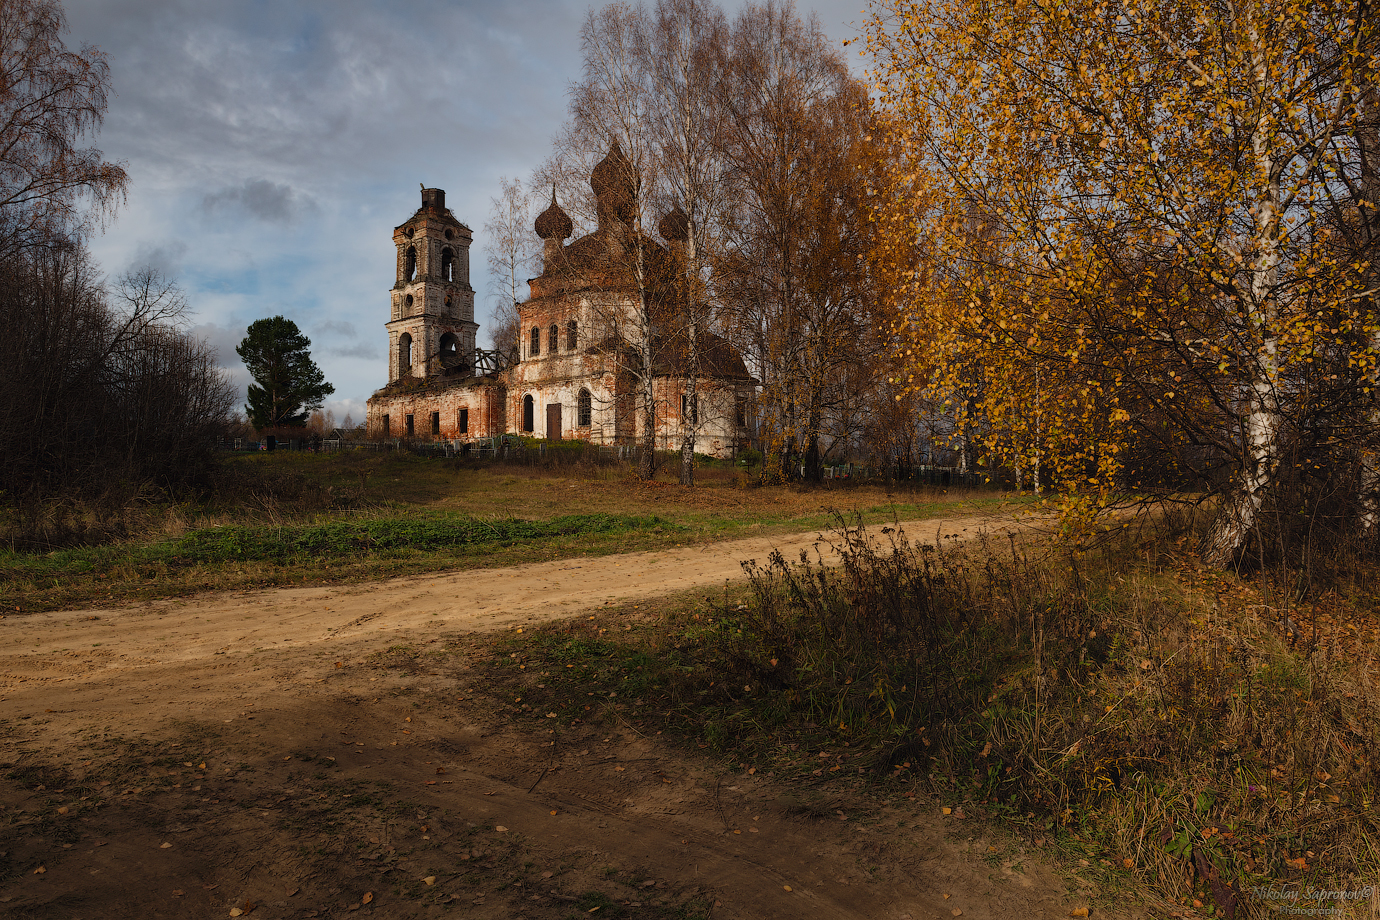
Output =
[{"x1": 386, "y1": 187, "x2": 478, "y2": 381}]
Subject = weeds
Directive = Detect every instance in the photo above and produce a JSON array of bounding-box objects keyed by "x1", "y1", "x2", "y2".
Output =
[{"x1": 494, "y1": 516, "x2": 1380, "y2": 919}]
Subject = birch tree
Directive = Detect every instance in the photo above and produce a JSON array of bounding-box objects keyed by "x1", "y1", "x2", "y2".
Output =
[
  {"x1": 483, "y1": 177, "x2": 540, "y2": 360},
  {"x1": 865, "y1": 0, "x2": 1380, "y2": 559},
  {"x1": 554, "y1": 0, "x2": 730, "y2": 482},
  {"x1": 716, "y1": 0, "x2": 876, "y2": 482},
  {"x1": 642, "y1": 0, "x2": 729, "y2": 486}
]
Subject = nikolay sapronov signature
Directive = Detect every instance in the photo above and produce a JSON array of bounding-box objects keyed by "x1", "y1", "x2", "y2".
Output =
[{"x1": 1248, "y1": 886, "x2": 1374, "y2": 916}]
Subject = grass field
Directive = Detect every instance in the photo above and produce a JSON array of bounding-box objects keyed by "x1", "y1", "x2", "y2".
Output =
[{"x1": 0, "y1": 450, "x2": 1018, "y2": 612}]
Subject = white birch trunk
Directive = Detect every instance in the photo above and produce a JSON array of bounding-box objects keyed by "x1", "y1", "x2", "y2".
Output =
[
  {"x1": 1357, "y1": 88, "x2": 1380, "y2": 534},
  {"x1": 1361, "y1": 456, "x2": 1380, "y2": 532},
  {"x1": 1201, "y1": 32, "x2": 1283, "y2": 567}
]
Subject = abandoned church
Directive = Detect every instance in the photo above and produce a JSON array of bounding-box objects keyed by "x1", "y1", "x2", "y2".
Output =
[{"x1": 365, "y1": 144, "x2": 754, "y2": 457}]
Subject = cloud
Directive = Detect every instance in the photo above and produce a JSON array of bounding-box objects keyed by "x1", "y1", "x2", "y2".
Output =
[
  {"x1": 203, "y1": 179, "x2": 316, "y2": 224},
  {"x1": 326, "y1": 398, "x2": 369, "y2": 426},
  {"x1": 326, "y1": 341, "x2": 380, "y2": 360},
  {"x1": 127, "y1": 240, "x2": 188, "y2": 277},
  {"x1": 314, "y1": 319, "x2": 358, "y2": 339},
  {"x1": 187, "y1": 321, "x2": 247, "y2": 368}
]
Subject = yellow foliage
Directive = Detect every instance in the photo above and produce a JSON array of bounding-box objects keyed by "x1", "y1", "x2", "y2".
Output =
[{"x1": 864, "y1": 0, "x2": 1380, "y2": 542}]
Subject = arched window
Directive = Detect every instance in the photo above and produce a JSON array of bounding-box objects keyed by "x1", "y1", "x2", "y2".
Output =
[
  {"x1": 550, "y1": 324, "x2": 560, "y2": 352},
  {"x1": 566, "y1": 319, "x2": 578, "y2": 351},
  {"x1": 439, "y1": 332, "x2": 458, "y2": 358},
  {"x1": 441, "y1": 247, "x2": 454, "y2": 282},
  {"x1": 530, "y1": 326, "x2": 541, "y2": 356},
  {"x1": 405, "y1": 245, "x2": 417, "y2": 282},
  {"x1": 577, "y1": 388, "x2": 592, "y2": 427},
  {"x1": 398, "y1": 333, "x2": 413, "y2": 373},
  {"x1": 522, "y1": 394, "x2": 535, "y2": 432}
]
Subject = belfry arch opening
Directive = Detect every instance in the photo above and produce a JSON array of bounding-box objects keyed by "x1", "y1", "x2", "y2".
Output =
[
  {"x1": 439, "y1": 332, "x2": 459, "y2": 358},
  {"x1": 398, "y1": 333, "x2": 413, "y2": 375},
  {"x1": 405, "y1": 245, "x2": 417, "y2": 282},
  {"x1": 441, "y1": 247, "x2": 455, "y2": 282}
]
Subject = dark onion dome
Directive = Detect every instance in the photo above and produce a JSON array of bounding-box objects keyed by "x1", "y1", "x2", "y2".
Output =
[
  {"x1": 658, "y1": 205, "x2": 689, "y2": 242},
  {"x1": 534, "y1": 187, "x2": 573, "y2": 240},
  {"x1": 590, "y1": 139, "x2": 637, "y2": 205}
]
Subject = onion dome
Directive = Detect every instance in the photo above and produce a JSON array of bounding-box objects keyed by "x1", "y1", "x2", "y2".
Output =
[
  {"x1": 590, "y1": 140, "x2": 637, "y2": 222},
  {"x1": 534, "y1": 186, "x2": 573, "y2": 240},
  {"x1": 658, "y1": 205, "x2": 689, "y2": 242}
]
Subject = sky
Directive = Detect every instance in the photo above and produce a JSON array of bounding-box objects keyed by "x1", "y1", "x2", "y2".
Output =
[{"x1": 62, "y1": 0, "x2": 874, "y2": 426}]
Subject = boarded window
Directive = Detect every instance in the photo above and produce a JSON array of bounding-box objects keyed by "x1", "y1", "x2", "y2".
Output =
[
  {"x1": 577, "y1": 389, "x2": 592, "y2": 427},
  {"x1": 681, "y1": 394, "x2": 699, "y2": 424},
  {"x1": 430, "y1": 411, "x2": 440, "y2": 436},
  {"x1": 405, "y1": 414, "x2": 415, "y2": 437},
  {"x1": 566, "y1": 319, "x2": 578, "y2": 351},
  {"x1": 530, "y1": 327, "x2": 540, "y2": 356},
  {"x1": 459, "y1": 408, "x2": 468, "y2": 434},
  {"x1": 522, "y1": 395, "x2": 534, "y2": 432}
]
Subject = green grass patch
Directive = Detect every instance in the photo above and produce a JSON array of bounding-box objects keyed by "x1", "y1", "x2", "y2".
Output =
[
  {"x1": 0, "y1": 512, "x2": 683, "y2": 611},
  {"x1": 0, "y1": 450, "x2": 1023, "y2": 611}
]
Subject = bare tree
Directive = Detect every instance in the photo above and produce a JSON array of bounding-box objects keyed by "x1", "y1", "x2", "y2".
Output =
[
  {"x1": 0, "y1": 0, "x2": 126, "y2": 255},
  {"x1": 641, "y1": 0, "x2": 730, "y2": 485},
  {"x1": 564, "y1": 2, "x2": 672, "y2": 480},
  {"x1": 715, "y1": 1, "x2": 876, "y2": 481},
  {"x1": 483, "y1": 176, "x2": 540, "y2": 359}
]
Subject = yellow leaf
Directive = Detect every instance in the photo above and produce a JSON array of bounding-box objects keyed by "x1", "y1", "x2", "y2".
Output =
[
  {"x1": 423, "y1": 876, "x2": 436, "y2": 886},
  {"x1": 362, "y1": 891, "x2": 374, "y2": 904}
]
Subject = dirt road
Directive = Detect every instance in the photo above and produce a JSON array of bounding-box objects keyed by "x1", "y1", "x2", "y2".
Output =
[{"x1": 0, "y1": 511, "x2": 1141, "y2": 920}]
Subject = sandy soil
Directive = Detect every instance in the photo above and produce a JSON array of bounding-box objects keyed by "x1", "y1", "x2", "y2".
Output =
[{"x1": 0, "y1": 512, "x2": 1147, "y2": 919}]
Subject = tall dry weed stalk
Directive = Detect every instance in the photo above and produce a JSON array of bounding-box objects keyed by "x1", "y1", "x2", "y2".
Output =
[{"x1": 708, "y1": 514, "x2": 1379, "y2": 918}]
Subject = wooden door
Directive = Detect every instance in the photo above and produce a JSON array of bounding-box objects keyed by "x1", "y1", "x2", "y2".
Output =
[{"x1": 546, "y1": 403, "x2": 562, "y2": 441}]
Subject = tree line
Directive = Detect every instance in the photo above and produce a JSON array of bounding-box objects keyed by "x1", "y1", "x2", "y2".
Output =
[{"x1": 0, "y1": 0, "x2": 234, "y2": 543}]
